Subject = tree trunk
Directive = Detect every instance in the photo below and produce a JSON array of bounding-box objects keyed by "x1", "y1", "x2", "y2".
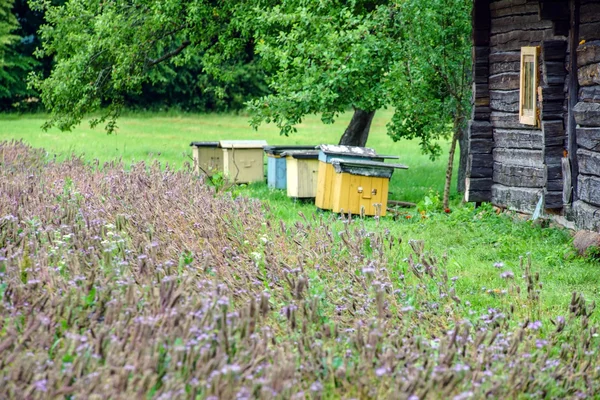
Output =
[
  {"x1": 456, "y1": 124, "x2": 468, "y2": 194},
  {"x1": 338, "y1": 108, "x2": 376, "y2": 147},
  {"x1": 443, "y1": 116, "x2": 462, "y2": 210}
]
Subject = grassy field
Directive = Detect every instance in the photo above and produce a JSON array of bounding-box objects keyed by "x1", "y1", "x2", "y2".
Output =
[
  {"x1": 1, "y1": 110, "x2": 598, "y2": 314},
  {"x1": 1, "y1": 140, "x2": 599, "y2": 398},
  {"x1": 0, "y1": 109, "x2": 456, "y2": 204}
]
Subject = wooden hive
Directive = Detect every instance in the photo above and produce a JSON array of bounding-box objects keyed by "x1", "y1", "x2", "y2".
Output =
[
  {"x1": 264, "y1": 145, "x2": 316, "y2": 189},
  {"x1": 315, "y1": 145, "x2": 399, "y2": 210},
  {"x1": 190, "y1": 142, "x2": 222, "y2": 176},
  {"x1": 219, "y1": 140, "x2": 268, "y2": 184},
  {"x1": 330, "y1": 158, "x2": 408, "y2": 217},
  {"x1": 282, "y1": 150, "x2": 320, "y2": 198}
]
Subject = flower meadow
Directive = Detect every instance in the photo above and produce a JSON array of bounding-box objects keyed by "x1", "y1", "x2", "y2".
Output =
[{"x1": 0, "y1": 141, "x2": 599, "y2": 399}]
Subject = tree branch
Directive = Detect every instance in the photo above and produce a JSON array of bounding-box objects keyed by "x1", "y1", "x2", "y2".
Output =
[{"x1": 146, "y1": 40, "x2": 191, "y2": 67}]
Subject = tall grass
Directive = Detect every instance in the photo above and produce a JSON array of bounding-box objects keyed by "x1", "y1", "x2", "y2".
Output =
[{"x1": 1, "y1": 141, "x2": 599, "y2": 399}]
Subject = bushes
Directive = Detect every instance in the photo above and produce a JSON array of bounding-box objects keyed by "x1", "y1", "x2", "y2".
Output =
[{"x1": 0, "y1": 141, "x2": 599, "y2": 398}]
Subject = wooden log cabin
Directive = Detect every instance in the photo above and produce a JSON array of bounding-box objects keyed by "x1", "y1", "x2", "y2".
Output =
[{"x1": 466, "y1": 0, "x2": 600, "y2": 230}]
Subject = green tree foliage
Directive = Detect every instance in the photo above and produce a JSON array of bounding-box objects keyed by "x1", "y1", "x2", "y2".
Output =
[
  {"x1": 29, "y1": 0, "x2": 260, "y2": 131},
  {"x1": 388, "y1": 0, "x2": 471, "y2": 159},
  {"x1": 0, "y1": 0, "x2": 19, "y2": 71},
  {"x1": 0, "y1": 0, "x2": 43, "y2": 110},
  {"x1": 389, "y1": 0, "x2": 472, "y2": 205},
  {"x1": 124, "y1": 47, "x2": 269, "y2": 113},
  {"x1": 247, "y1": 1, "x2": 401, "y2": 144},
  {"x1": 30, "y1": 0, "x2": 472, "y2": 169}
]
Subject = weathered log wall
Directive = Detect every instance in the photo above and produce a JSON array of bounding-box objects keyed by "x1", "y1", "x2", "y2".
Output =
[
  {"x1": 486, "y1": 0, "x2": 566, "y2": 212},
  {"x1": 573, "y1": 0, "x2": 600, "y2": 228},
  {"x1": 465, "y1": 0, "x2": 493, "y2": 203},
  {"x1": 466, "y1": 0, "x2": 600, "y2": 230}
]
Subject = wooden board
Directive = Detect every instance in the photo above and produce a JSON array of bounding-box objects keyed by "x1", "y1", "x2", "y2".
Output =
[
  {"x1": 571, "y1": 200, "x2": 600, "y2": 230},
  {"x1": 542, "y1": 120, "x2": 565, "y2": 138},
  {"x1": 540, "y1": 85, "x2": 566, "y2": 102},
  {"x1": 490, "y1": 1, "x2": 538, "y2": 17},
  {"x1": 490, "y1": 90, "x2": 519, "y2": 112},
  {"x1": 579, "y1": 85, "x2": 600, "y2": 103},
  {"x1": 581, "y1": 1, "x2": 600, "y2": 24},
  {"x1": 493, "y1": 162, "x2": 546, "y2": 188},
  {"x1": 494, "y1": 148, "x2": 544, "y2": 168},
  {"x1": 541, "y1": 101, "x2": 566, "y2": 121},
  {"x1": 576, "y1": 127, "x2": 600, "y2": 151},
  {"x1": 490, "y1": 29, "x2": 555, "y2": 52},
  {"x1": 469, "y1": 139, "x2": 494, "y2": 154},
  {"x1": 543, "y1": 61, "x2": 567, "y2": 86},
  {"x1": 489, "y1": 72, "x2": 520, "y2": 90},
  {"x1": 470, "y1": 153, "x2": 494, "y2": 167},
  {"x1": 465, "y1": 190, "x2": 492, "y2": 203},
  {"x1": 492, "y1": 184, "x2": 544, "y2": 214},
  {"x1": 578, "y1": 174, "x2": 600, "y2": 207},
  {"x1": 577, "y1": 148, "x2": 600, "y2": 177},
  {"x1": 490, "y1": 112, "x2": 538, "y2": 129},
  {"x1": 580, "y1": 22, "x2": 600, "y2": 42},
  {"x1": 491, "y1": 13, "x2": 550, "y2": 35},
  {"x1": 490, "y1": 60, "x2": 520, "y2": 75},
  {"x1": 545, "y1": 190, "x2": 563, "y2": 209},
  {"x1": 541, "y1": 40, "x2": 568, "y2": 61},
  {"x1": 465, "y1": 177, "x2": 493, "y2": 191},
  {"x1": 573, "y1": 101, "x2": 600, "y2": 126},
  {"x1": 578, "y1": 63, "x2": 600, "y2": 86},
  {"x1": 562, "y1": 157, "x2": 572, "y2": 205},
  {"x1": 577, "y1": 41, "x2": 600, "y2": 67},
  {"x1": 469, "y1": 120, "x2": 493, "y2": 138},
  {"x1": 494, "y1": 129, "x2": 544, "y2": 149},
  {"x1": 315, "y1": 161, "x2": 334, "y2": 210}
]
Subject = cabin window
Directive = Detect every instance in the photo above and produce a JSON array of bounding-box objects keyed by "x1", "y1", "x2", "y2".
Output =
[{"x1": 519, "y1": 46, "x2": 539, "y2": 126}]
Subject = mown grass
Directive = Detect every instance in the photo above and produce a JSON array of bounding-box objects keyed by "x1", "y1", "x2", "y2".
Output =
[{"x1": 0, "y1": 109, "x2": 455, "y2": 204}]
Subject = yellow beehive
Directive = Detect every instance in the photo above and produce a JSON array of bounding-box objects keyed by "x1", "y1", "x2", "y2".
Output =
[
  {"x1": 315, "y1": 145, "x2": 399, "y2": 210},
  {"x1": 329, "y1": 159, "x2": 408, "y2": 217},
  {"x1": 283, "y1": 150, "x2": 320, "y2": 198},
  {"x1": 190, "y1": 142, "x2": 222, "y2": 176},
  {"x1": 219, "y1": 140, "x2": 268, "y2": 184}
]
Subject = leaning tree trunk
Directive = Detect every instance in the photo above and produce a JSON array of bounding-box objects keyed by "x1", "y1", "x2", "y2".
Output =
[
  {"x1": 456, "y1": 124, "x2": 468, "y2": 194},
  {"x1": 338, "y1": 108, "x2": 376, "y2": 147},
  {"x1": 443, "y1": 115, "x2": 463, "y2": 210}
]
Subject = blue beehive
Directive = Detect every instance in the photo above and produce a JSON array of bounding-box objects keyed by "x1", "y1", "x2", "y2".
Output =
[{"x1": 264, "y1": 146, "x2": 316, "y2": 189}]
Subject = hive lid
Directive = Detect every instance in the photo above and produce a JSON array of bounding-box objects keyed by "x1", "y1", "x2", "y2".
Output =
[
  {"x1": 330, "y1": 158, "x2": 408, "y2": 178},
  {"x1": 318, "y1": 144, "x2": 377, "y2": 157},
  {"x1": 280, "y1": 150, "x2": 320, "y2": 159},
  {"x1": 330, "y1": 158, "x2": 408, "y2": 170},
  {"x1": 190, "y1": 141, "x2": 220, "y2": 147},
  {"x1": 374, "y1": 154, "x2": 400, "y2": 160},
  {"x1": 219, "y1": 140, "x2": 268, "y2": 149},
  {"x1": 264, "y1": 145, "x2": 317, "y2": 155}
]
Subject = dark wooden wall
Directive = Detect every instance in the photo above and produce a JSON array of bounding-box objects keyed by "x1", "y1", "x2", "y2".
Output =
[
  {"x1": 466, "y1": 0, "x2": 569, "y2": 214},
  {"x1": 572, "y1": 0, "x2": 600, "y2": 230}
]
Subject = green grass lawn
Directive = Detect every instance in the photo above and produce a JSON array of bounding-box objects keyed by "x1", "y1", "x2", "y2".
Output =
[
  {"x1": 0, "y1": 109, "x2": 455, "y2": 204},
  {"x1": 1, "y1": 109, "x2": 599, "y2": 322}
]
